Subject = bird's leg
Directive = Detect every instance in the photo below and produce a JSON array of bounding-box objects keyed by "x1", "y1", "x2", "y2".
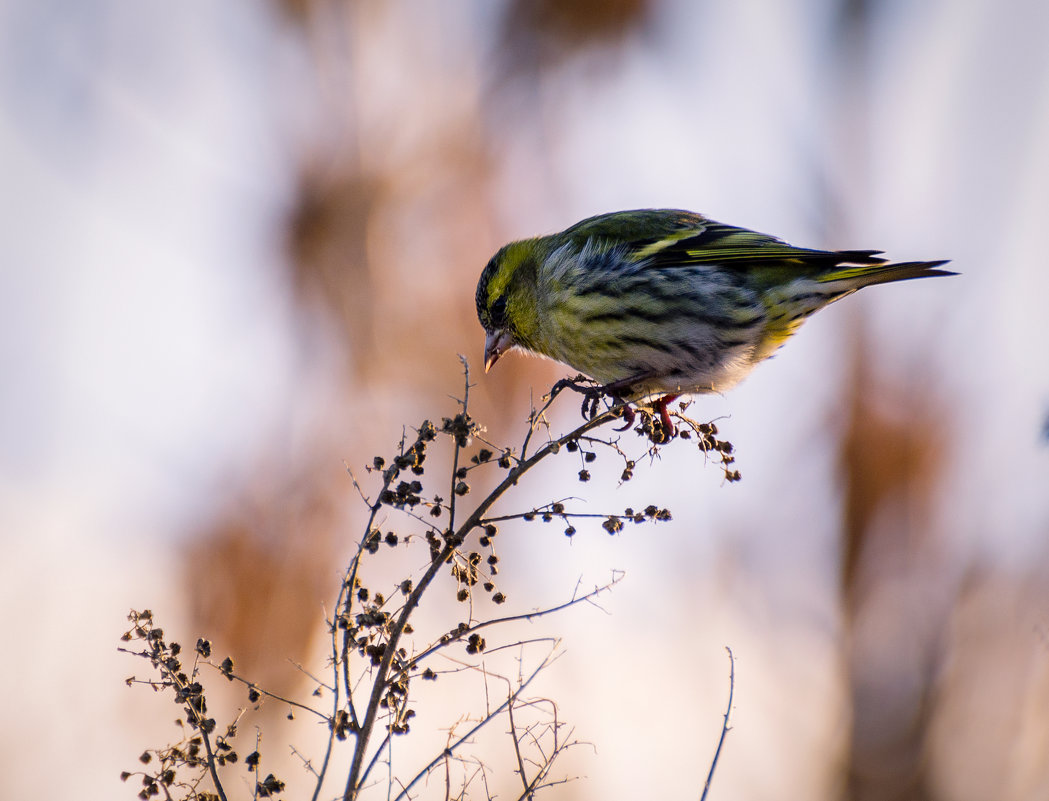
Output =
[
  {"x1": 651, "y1": 394, "x2": 680, "y2": 439},
  {"x1": 549, "y1": 376, "x2": 606, "y2": 420},
  {"x1": 593, "y1": 373, "x2": 655, "y2": 431},
  {"x1": 549, "y1": 375, "x2": 593, "y2": 399},
  {"x1": 549, "y1": 375, "x2": 637, "y2": 425}
]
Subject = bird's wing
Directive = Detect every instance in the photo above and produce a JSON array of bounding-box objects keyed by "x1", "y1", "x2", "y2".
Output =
[
  {"x1": 560, "y1": 209, "x2": 715, "y2": 251},
  {"x1": 639, "y1": 220, "x2": 887, "y2": 269}
]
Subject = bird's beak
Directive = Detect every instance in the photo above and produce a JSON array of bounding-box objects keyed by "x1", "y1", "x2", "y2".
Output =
[{"x1": 484, "y1": 329, "x2": 514, "y2": 373}]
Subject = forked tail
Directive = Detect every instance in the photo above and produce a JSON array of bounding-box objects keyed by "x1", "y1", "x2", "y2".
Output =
[{"x1": 818, "y1": 259, "x2": 956, "y2": 289}]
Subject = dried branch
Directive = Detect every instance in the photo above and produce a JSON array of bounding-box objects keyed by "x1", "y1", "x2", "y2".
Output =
[
  {"x1": 700, "y1": 647, "x2": 736, "y2": 801},
  {"x1": 121, "y1": 358, "x2": 739, "y2": 801}
]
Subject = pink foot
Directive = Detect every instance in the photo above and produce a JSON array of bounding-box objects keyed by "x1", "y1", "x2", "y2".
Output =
[{"x1": 653, "y1": 394, "x2": 679, "y2": 439}]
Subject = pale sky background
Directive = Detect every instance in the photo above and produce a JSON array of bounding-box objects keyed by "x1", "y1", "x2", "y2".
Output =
[{"x1": 1, "y1": 1, "x2": 1048, "y2": 799}]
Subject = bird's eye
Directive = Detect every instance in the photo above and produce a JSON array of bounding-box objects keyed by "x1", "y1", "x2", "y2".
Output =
[{"x1": 490, "y1": 295, "x2": 508, "y2": 327}]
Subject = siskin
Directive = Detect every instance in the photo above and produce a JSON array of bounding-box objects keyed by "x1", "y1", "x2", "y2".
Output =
[{"x1": 476, "y1": 209, "x2": 954, "y2": 426}]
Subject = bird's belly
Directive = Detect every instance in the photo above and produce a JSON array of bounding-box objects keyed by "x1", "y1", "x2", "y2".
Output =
[
  {"x1": 549, "y1": 322, "x2": 760, "y2": 398},
  {"x1": 537, "y1": 271, "x2": 766, "y2": 397}
]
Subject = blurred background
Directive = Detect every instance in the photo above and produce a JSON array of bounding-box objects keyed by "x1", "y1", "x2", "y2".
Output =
[{"x1": 2, "y1": 0, "x2": 1048, "y2": 798}]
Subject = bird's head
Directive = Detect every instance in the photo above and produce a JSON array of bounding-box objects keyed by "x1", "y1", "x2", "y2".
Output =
[{"x1": 475, "y1": 238, "x2": 543, "y2": 373}]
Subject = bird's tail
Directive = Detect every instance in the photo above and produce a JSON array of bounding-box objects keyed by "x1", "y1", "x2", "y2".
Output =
[
  {"x1": 817, "y1": 258, "x2": 956, "y2": 289},
  {"x1": 754, "y1": 257, "x2": 955, "y2": 360}
]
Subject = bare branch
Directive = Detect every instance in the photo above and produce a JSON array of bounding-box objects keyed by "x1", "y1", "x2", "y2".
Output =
[
  {"x1": 700, "y1": 647, "x2": 736, "y2": 801},
  {"x1": 407, "y1": 573, "x2": 623, "y2": 668},
  {"x1": 122, "y1": 359, "x2": 738, "y2": 801},
  {"x1": 393, "y1": 648, "x2": 557, "y2": 801},
  {"x1": 507, "y1": 694, "x2": 530, "y2": 797}
]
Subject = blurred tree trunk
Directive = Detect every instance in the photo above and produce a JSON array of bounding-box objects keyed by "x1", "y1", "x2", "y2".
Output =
[{"x1": 837, "y1": 330, "x2": 949, "y2": 801}]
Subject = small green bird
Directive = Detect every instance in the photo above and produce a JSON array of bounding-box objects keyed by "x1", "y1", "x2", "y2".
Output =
[{"x1": 476, "y1": 209, "x2": 953, "y2": 426}]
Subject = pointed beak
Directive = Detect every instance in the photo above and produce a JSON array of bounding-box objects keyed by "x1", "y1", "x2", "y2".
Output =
[{"x1": 483, "y1": 329, "x2": 514, "y2": 373}]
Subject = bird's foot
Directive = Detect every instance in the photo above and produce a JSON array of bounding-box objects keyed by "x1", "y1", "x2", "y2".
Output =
[
  {"x1": 547, "y1": 378, "x2": 679, "y2": 442},
  {"x1": 549, "y1": 376, "x2": 605, "y2": 420},
  {"x1": 612, "y1": 403, "x2": 636, "y2": 431},
  {"x1": 649, "y1": 394, "x2": 680, "y2": 443},
  {"x1": 550, "y1": 376, "x2": 634, "y2": 425}
]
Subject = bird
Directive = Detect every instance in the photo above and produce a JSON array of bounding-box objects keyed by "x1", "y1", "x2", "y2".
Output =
[{"x1": 475, "y1": 208, "x2": 954, "y2": 432}]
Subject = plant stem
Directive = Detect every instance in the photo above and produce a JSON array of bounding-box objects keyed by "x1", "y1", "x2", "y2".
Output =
[{"x1": 343, "y1": 409, "x2": 616, "y2": 799}]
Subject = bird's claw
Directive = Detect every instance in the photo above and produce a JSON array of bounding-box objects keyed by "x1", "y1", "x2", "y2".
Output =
[
  {"x1": 650, "y1": 394, "x2": 680, "y2": 442},
  {"x1": 550, "y1": 376, "x2": 635, "y2": 425},
  {"x1": 612, "y1": 404, "x2": 636, "y2": 431},
  {"x1": 547, "y1": 379, "x2": 681, "y2": 445},
  {"x1": 549, "y1": 376, "x2": 593, "y2": 402}
]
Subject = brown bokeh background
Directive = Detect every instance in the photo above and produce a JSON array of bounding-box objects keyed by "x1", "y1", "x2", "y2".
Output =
[{"x1": 2, "y1": 1, "x2": 1048, "y2": 799}]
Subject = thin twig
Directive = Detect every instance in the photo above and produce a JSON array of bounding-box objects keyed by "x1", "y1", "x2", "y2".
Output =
[
  {"x1": 185, "y1": 691, "x2": 228, "y2": 800},
  {"x1": 393, "y1": 649, "x2": 556, "y2": 801},
  {"x1": 407, "y1": 573, "x2": 623, "y2": 668},
  {"x1": 507, "y1": 695, "x2": 531, "y2": 798},
  {"x1": 207, "y1": 666, "x2": 328, "y2": 721},
  {"x1": 446, "y1": 356, "x2": 471, "y2": 541},
  {"x1": 357, "y1": 731, "x2": 392, "y2": 792},
  {"x1": 700, "y1": 647, "x2": 735, "y2": 801},
  {"x1": 291, "y1": 745, "x2": 321, "y2": 779}
]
